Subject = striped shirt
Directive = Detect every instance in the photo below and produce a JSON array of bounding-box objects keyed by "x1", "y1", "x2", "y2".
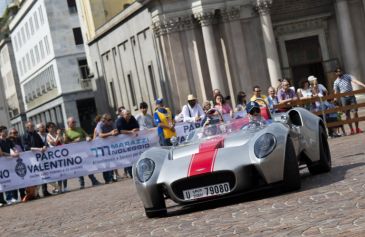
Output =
[{"x1": 333, "y1": 74, "x2": 353, "y2": 93}]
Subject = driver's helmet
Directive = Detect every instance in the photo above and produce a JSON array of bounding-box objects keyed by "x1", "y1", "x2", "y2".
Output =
[{"x1": 246, "y1": 101, "x2": 260, "y2": 115}]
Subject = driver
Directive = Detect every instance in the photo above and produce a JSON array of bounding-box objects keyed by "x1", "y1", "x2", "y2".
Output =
[{"x1": 246, "y1": 101, "x2": 266, "y2": 125}]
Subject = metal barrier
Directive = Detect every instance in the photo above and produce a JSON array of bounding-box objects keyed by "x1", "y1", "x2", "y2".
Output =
[{"x1": 274, "y1": 88, "x2": 365, "y2": 129}]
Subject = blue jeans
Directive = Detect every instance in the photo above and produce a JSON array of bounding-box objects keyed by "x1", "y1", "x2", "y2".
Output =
[
  {"x1": 5, "y1": 190, "x2": 18, "y2": 201},
  {"x1": 103, "y1": 171, "x2": 113, "y2": 183},
  {"x1": 57, "y1": 180, "x2": 68, "y2": 189},
  {"x1": 124, "y1": 167, "x2": 133, "y2": 178},
  {"x1": 159, "y1": 134, "x2": 172, "y2": 146},
  {"x1": 79, "y1": 174, "x2": 99, "y2": 187}
]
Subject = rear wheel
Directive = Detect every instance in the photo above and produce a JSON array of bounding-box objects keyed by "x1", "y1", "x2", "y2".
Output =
[
  {"x1": 144, "y1": 193, "x2": 167, "y2": 218},
  {"x1": 282, "y1": 138, "x2": 301, "y2": 191},
  {"x1": 308, "y1": 126, "x2": 332, "y2": 175}
]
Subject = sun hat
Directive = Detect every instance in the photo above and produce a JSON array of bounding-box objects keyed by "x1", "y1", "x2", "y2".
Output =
[
  {"x1": 187, "y1": 94, "x2": 197, "y2": 101},
  {"x1": 307, "y1": 76, "x2": 317, "y2": 82}
]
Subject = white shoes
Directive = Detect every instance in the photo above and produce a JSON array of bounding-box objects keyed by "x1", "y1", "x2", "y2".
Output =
[{"x1": 6, "y1": 198, "x2": 18, "y2": 205}]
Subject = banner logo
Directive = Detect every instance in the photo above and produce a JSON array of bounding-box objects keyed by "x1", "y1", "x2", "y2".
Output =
[{"x1": 15, "y1": 158, "x2": 27, "y2": 178}]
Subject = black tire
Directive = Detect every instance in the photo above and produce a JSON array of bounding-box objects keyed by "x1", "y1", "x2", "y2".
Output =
[
  {"x1": 308, "y1": 126, "x2": 332, "y2": 175},
  {"x1": 282, "y1": 138, "x2": 301, "y2": 191},
  {"x1": 144, "y1": 193, "x2": 167, "y2": 218}
]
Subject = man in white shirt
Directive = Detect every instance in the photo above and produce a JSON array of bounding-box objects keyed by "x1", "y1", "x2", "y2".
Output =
[{"x1": 181, "y1": 94, "x2": 205, "y2": 123}]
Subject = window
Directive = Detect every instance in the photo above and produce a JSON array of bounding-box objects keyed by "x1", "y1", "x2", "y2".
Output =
[
  {"x1": 17, "y1": 32, "x2": 22, "y2": 48},
  {"x1": 18, "y1": 61, "x2": 23, "y2": 76},
  {"x1": 29, "y1": 18, "x2": 34, "y2": 35},
  {"x1": 44, "y1": 36, "x2": 50, "y2": 55},
  {"x1": 67, "y1": 0, "x2": 77, "y2": 13},
  {"x1": 72, "y1": 28, "x2": 83, "y2": 45},
  {"x1": 25, "y1": 22, "x2": 30, "y2": 39},
  {"x1": 13, "y1": 36, "x2": 18, "y2": 51},
  {"x1": 38, "y1": 6, "x2": 44, "y2": 25},
  {"x1": 109, "y1": 82, "x2": 117, "y2": 109},
  {"x1": 21, "y1": 27, "x2": 26, "y2": 44},
  {"x1": 127, "y1": 74, "x2": 137, "y2": 107},
  {"x1": 78, "y1": 59, "x2": 89, "y2": 79},
  {"x1": 148, "y1": 65, "x2": 157, "y2": 99},
  {"x1": 35, "y1": 45, "x2": 40, "y2": 63},
  {"x1": 34, "y1": 13, "x2": 39, "y2": 30},
  {"x1": 26, "y1": 53, "x2": 31, "y2": 71},
  {"x1": 39, "y1": 41, "x2": 45, "y2": 59},
  {"x1": 22, "y1": 57, "x2": 27, "y2": 73},
  {"x1": 30, "y1": 49, "x2": 35, "y2": 67}
]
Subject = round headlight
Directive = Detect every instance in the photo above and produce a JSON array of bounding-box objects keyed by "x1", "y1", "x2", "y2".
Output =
[
  {"x1": 136, "y1": 158, "x2": 155, "y2": 183},
  {"x1": 254, "y1": 133, "x2": 277, "y2": 158}
]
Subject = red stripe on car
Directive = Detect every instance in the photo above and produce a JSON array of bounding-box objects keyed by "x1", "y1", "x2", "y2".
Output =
[{"x1": 188, "y1": 137, "x2": 224, "y2": 177}]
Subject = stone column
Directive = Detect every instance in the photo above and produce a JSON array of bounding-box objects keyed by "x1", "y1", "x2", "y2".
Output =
[
  {"x1": 335, "y1": 0, "x2": 362, "y2": 84},
  {"x1": 255, "y1": 0, "x2": 282, "y2": 88},
  {"x1": 196, "y1": 12, "x2": 227, "y2": 95}
]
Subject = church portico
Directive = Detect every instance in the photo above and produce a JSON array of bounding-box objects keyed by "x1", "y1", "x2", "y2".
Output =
[{"x1": 150, "y1": 1, "x2": 270, "y2": 110}]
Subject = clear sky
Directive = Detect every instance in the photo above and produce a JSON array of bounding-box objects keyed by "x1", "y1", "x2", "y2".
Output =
[{"x1": 0, "y1": 0, "x2": 11, "y2": 17}]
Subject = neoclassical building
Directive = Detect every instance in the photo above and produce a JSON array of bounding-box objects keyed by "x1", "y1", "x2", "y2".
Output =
[{"x1": 77, "y1": 0, "x2": 365, "y2": 114}]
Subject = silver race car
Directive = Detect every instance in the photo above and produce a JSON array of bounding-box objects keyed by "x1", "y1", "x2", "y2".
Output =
[{"x1": 133, "y1": 106, "x2": 331, "y2": 218}]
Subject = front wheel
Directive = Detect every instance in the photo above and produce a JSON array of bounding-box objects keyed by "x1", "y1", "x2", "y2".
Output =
[
  {"x1": 308, "y1": 126, "x2": 332, "y2": 175},
  {"x1": 282, "y1": 138, "x2": 301, "y2": 191}
]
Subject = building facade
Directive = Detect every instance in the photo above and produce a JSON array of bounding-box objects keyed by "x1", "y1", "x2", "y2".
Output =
[
  {"x1": 0, "y1": 70, "x2": 10, "y2": 127},
  {"x1": 78, "y1": 0, "x2": 365, "y2": 114},
  {"x1": 77, "y1": 0, "x2": 162, "y2": 115},
  {"x1": 9, "y1": 0, "x2": 96, "y2": 132},
  {"x1": 0, "y1": 38, "x2": 25, "y2": 133}
]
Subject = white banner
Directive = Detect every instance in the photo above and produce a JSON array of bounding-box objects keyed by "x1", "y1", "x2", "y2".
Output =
[{"x1": 0, "y1": 129, "x2": 159, "y2": 192}]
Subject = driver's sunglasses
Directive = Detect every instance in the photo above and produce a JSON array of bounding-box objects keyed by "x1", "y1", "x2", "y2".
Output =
[{"x1": 249, "y1": 107, "x2": 260, "y2": 115}]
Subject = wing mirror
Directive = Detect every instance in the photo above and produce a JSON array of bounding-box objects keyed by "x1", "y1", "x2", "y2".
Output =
[{"x1": 170, "y1": 136, "x2": 178, "y2": 147}]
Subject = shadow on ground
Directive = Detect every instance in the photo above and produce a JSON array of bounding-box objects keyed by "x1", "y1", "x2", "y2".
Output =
[{"x1": 163, "y1": 161, "x2": 365, "y2": 218}]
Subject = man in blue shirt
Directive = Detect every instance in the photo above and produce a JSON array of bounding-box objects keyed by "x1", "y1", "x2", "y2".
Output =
[
  {"x1": 115, "y1": 109, "x2": 139, "y2": 177},
  {"x1": 95, "y1": 113, "x2": 119, "y2": 183}
]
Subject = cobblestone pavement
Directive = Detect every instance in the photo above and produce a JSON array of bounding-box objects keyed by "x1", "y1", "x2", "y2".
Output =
[{"x1": 1, "y1": 131, "x2": 365, "y2": 237}]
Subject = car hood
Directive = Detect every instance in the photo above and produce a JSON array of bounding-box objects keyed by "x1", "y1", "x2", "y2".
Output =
[{"x1": 172, "y1": 131, "x2": 254, "y2": 160}]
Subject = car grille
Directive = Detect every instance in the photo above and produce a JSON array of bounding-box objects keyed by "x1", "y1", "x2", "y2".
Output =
[{"x1": 171, "y1": 171, "x2": 236, "y2": 199}]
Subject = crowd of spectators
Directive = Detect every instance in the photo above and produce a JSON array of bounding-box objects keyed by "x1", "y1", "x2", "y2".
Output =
[{"x1": 1, "y1": 67, "x2": 365, "y2": 207}]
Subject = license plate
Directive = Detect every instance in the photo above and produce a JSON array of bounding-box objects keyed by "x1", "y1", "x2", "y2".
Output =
[{"x1": 183, "y1": 182, "x2": 230, "y2": 200}]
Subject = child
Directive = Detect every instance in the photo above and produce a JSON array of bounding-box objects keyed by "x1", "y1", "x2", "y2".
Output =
[
  {"x1": 322, "y1": 100, "x2": 342, "y2": 138},
  {"x1": 334, "y1": 100, "x2": 346, "y2": 136}
]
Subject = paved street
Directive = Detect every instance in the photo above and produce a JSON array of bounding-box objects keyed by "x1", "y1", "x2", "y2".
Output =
[{"x1": 1, "y1": 131, "x2": 365, "y2": 237}]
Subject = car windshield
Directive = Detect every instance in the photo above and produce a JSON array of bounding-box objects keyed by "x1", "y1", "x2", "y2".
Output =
[{"x1": 183, "y1": 117, "x2": 267, "y2": 144}]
